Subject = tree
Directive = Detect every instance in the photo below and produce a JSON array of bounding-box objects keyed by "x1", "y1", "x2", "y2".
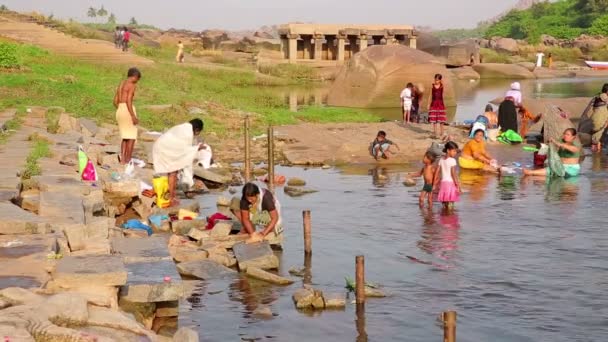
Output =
[
  {"x1": 129, "y1": 17, "x2": 138, "y2": 26},
  {"x1": 576, "y1": 0, "x2": 608, "y2": 12},
  {"x1": 86, "y1": 7, "x2": 97, "y2": 20},
  {"x1": 0, "y1": 5, "x2": 8, "y2": 12},
  {"x1": 97, "y1": 6, "x2": 108, "y2": 18},
  {"x1": 107, "y1": 13, "x2": 116, "y2": 24}
]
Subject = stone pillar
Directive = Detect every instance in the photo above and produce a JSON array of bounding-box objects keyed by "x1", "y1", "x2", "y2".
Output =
[
  {"x1": 337, "y1": 35, "x2": 346, "y2": 63},
  {"x1": 280, "y1": 37, "x2": 289, "y2": 59},
  {"x1": 326, "y1": 36, "x2": 336, "y2": 60},
  {"x1": 358, "y1": 35, "x2": 368, "y2": 52},
  {"x1": 287, "y1": 34, "x2": 299, "y2": 63},
  {"x1": 409, "y1": 35, "x2": 417, "y2": 49},
  {"x1": 384, "y1": 35, "x2": 395, "y2": 45},
  {"x1": 302, "y1": 35, "x2": 313, "y2": 60},
  {"x1": 313, "y1": 34, "x2": 324, "y2": 60},
  {"x1": 289, "y1": 91, "x2": 298, "y2": 112}
]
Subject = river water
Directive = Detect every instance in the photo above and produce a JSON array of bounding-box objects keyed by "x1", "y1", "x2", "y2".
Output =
[
  {"x1": 274, "y1": 77, "x2": 606, "y2": 122},
  {"x1": 180, "y1": 79, "x2": 608, "y2": 341}
]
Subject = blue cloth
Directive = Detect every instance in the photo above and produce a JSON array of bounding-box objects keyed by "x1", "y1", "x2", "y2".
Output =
[
  {"x1": 149, "y1": 215, "x2": 168, "y2": 228},
  {"x1": 122, "y1": 219, "x2": 153, "y2": 236}
]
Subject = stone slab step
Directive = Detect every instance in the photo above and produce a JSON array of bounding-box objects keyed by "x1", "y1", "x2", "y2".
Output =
[
  {"x1": 52, "y1": 255, "x2": 127, "y2": 288},
  {"x1": 233, "y1": 241, "x2": 279, "y2": 271},
  {"x1": 119, "y1": 260, "x2": 183, "y2": 303},
  {"x1": 110, "y1": 237, "x2": 172, "y2": 264},
  {"x1": 0, "y1": 202, "x2": 51, "y2": 235}
]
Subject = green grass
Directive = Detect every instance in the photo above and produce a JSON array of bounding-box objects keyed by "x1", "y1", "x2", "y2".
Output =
[
  {"x1": 480, "y1": 48, "x2": 512, "y2": 63},
  {"x1": 21, "y1": 136, "x2": 51, "y2": 179},
  {"x1": 0, "y1": 41, "x2": 380, "y2": 137},
  {"x1": 0, "y1": 110, "x2": 24, "y2": 144},
  {"x1": 258, "y1": 63, "x2": 317, "y2": 82}
]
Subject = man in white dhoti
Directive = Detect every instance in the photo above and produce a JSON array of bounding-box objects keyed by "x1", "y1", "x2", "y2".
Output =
[{"x1": 153, "y1": 118, "x2": 205, "y2": 207}]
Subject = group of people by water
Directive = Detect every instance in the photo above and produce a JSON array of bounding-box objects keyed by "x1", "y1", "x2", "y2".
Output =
[
  {"x1": 113, "y1": 26, "x2": 132, "y2": 52},
  {"x1": 113, "y1": 67, "x2": 282, "y2": 243},
  {"x1": 394, "y1": 79, "x2": 608, "y2": 211},
  {"x1": 399, "y1": 73, "x2": 448, "y2": 138}
]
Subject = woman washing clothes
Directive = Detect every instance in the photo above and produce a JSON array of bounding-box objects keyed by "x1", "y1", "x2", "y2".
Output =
[
  {"x1": 523, "y1": 128, "x2": 581, "y2": 178},
  {"x1": 459, "y1": 129, "x2": 499, "y2": 172},
  {"x1": 498, "y1": 82, "x2": 522, "y2": 133},
  {"x1": 152, "y1": 119, "x2": 206, "y2": 207},
  {"x1": 230, "y1": 183, "x2": 283, "y2": 244}
]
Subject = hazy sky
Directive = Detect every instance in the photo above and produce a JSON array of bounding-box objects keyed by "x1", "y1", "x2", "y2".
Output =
[{"x1": 1, "y1": 0, "x2": 520, "y2": 31}]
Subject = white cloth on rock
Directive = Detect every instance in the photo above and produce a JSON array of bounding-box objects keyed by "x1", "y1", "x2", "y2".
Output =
[
  {"x1": 153, "y1": 123, "x2": 199, "y2": 187},
  {"x1": 196, "y1": 145, "x2": 213, "y2": 169}
]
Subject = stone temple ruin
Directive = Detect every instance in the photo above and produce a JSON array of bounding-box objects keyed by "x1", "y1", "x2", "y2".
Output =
[{"x1": 278, "y1": 23, "x2": 418, "y2": 63}]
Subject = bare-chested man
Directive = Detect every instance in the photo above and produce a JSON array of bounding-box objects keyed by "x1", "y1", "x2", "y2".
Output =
[{"x1": 113, "y1": 67, "x2": 141, "y2": 165}]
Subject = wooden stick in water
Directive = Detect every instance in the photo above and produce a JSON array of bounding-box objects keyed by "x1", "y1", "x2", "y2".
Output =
[
  {"x1": 355, "y1": 255, "x2": 365, "y2": 304},
  {"x1": 303, "y1": 210, "x2": 312, "y2": 254},
  {"x1": 244, "y1": 115, "x2": 251, "y2": 183},
  {"x1": 443, "y1": 311, "x2": 456, "y2": 342},
  {"x1": 267, "y1": 126, "x2": 274, "y2": 193}
]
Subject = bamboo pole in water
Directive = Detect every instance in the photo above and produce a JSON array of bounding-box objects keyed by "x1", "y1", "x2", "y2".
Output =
[
  {"x1": 303, "y1": 210, "x2": 312, "y2": 255},
  {"x1": 267, "y1": 126, "x2": 275, "y2": 193},
  {"x1": 355, "y1": 255, "x2": 365, "y2": 304},
  {"x1": 443, "y1": 311, "x2": 456, "y2": 342},
  {"x1": 244, "y1": 116, "x2": 251, "y2": 183}
]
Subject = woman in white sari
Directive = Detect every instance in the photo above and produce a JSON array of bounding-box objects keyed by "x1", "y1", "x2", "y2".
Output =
[{"x1": 153, "y1": 119, "x2": 205, "y2": 207}]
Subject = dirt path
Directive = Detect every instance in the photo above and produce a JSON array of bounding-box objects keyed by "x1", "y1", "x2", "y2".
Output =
[
  {"x1": 0, "y1": 15, "x2": 153, "y2": 66},
  {"x1": 276, "y1": 122, "x2": 470, "y2": 165}
]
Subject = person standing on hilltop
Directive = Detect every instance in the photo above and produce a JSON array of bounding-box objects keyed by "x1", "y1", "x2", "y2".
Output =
[
  {"x1": 122, "y1": 27, "x2": 131, "y2": 52},
  {"x1": 176, "y1": 40, "x2": 185, "y2": 63},
  {"x1": 114, "y1": 67, "x2": 141, "y2": 164},
  {"x1": 427, "y1": 74, "x2": 447, "y2": 138}
]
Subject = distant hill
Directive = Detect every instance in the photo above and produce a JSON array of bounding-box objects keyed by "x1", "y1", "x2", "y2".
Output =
[
  {"x1": 485, "y1": 0, "x2": 608, "y2": 42},
  {"x1": 429, "y1": 0, "x2": 542, "y2": 43}
]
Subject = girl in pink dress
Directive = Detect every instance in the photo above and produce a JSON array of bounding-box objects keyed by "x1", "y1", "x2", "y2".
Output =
[
  {"x1": 428, "y1": 74, "x2": 447, "y2": 138},
  {"x1": 434, "y1": 141, "x2": 461, "y2": 210}
]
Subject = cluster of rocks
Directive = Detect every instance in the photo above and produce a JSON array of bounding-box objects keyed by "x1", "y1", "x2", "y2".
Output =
[
  {"x1": 479, "y1": 34, "x2": 608, "y2": 54},
  {"x1": 292, "y1": 285, "x2": 346, "y2": 310},
  {"x1": 0, "y1": 107, "x2": 201, "y2": 340}
]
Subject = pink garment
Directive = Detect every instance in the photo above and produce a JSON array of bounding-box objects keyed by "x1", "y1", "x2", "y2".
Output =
[{"x1": 438, "y1": 181, "x2": 460, "y2": 202}]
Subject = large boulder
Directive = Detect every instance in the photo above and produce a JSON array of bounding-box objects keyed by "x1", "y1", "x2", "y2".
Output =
[
  {"x1": 492, "y1": 37, "x2": 519, "y2": 54},
  {"x1": 416, "y1": 31, "x2": 441, "y2": 55},
  {"x1": 472, "y1": 63, "x2": 535, "y2": 79},
  {"x1": 327, "y1": 45, "x2": 456, "y2": 108},
  {"x1": 571, "y1": 34, "x2": 608, "y2": 53}
]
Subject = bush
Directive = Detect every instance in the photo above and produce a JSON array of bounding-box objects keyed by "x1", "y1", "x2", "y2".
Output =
[
  {"x1": 257, "y1": 63, "x2": 316, "y2": 81},
  {"x1": 479, "y1": 48, "x2": 511, "y2": 63},
  {"x1": 0, "y1": 42, "x2": 19, "y2": 68},
  {"x1": 588, "y1": 14, "x2": 608, "y2": 35},
  {"x1": 134, "y1": 45, "x2": 160, "y2": 58}
]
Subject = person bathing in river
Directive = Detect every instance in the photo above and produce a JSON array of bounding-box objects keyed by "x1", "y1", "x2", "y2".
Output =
[
  {"x1": 483, "y1": 104, "x2": 499, "y2": 142},
  {"x1": 370, "y1": 130, "x2": 400, "y2": 160},
  {"x1": 434, "y1": 141, "x2": 461, "y2": 210},
  {"x1": 114, "y1": 67, "x2": 141, "y2": 164},
  {"x1": 459, "y1": 129, "x2": 499, "y2": 173},
  {"x1": 230, "y1": 183, "x2": 283, "y2": 243},
  {"x1": 152, "y1": 119, "x2": 206, "y2": 207},
  {"x1": 408, "y1": 151, "x2": 437, "y2": 208},
  {"x1": 400, "y1": 82, "x2": 414, "y2": 124},
  {"x1": 519, "y1": 106, "x2": 542, "y2": 139},
  {"x1": 498, "y1": 82, "x2": 522, "y2": 133},
  {"x1": 523, "y1": 128, "x2": 581, "y2": 178}
]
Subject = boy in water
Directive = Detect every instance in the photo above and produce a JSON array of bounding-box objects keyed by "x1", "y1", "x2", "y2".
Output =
[
  {"x1": 408, "y1": 152, "x2": 436, "y2": 208},
  {"x1": 371, "y1": 130, "x2": 399, "y2": 160}
]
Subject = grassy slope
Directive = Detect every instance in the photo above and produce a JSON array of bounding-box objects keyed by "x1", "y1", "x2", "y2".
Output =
[
  {"x1": 485, "y1": 0, "x2": 608, "y2": 43},
  {"x1": 0, "y1": 40, "x2": 379, "y2": 137}
]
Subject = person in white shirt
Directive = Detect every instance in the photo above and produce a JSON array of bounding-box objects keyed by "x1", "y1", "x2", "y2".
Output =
[
  {"x1": 400, "y1": 82, "x2": 414, "y2": 124},
  {"x1": 535, "y1": 52, "x2": 545, "y2": 68}
]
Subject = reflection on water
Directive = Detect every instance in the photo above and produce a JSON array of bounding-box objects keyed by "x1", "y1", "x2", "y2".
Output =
[
  {"x1": 187, "y1": 146, "x2": 608, "y2": 342},
  {"x1": 273, "y1": 77, "x2": 606, "y2": 122}
]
